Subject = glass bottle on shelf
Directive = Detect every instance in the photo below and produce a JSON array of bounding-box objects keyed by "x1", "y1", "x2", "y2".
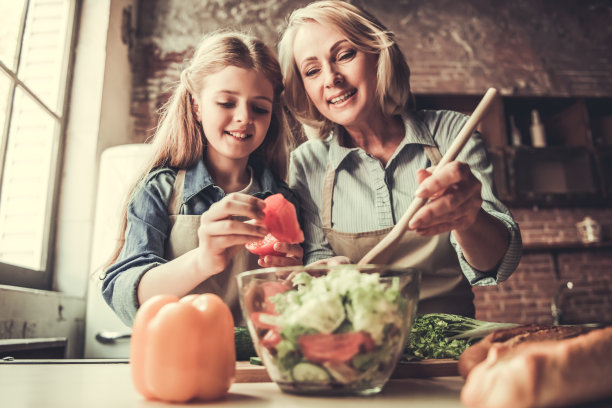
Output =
[
  {"x1": 509, "y1": 115, "x2": 522, "y2": 147},
  {"x1": 530, "y1": 109, "x2": 546, "y2": 147}
]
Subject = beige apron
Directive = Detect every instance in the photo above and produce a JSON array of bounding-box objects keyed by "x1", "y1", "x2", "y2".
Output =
[
  {"x1": 164, "y1": 169, "x2": 260, "y2": 325},
  {"x1": 322, "y1": 146, "x2": 475, "y2": 316}
]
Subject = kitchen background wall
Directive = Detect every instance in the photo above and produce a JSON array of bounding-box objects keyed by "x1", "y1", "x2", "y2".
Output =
[{"x1": 125, "y1": 0, "x2": 612, "y2": 324}]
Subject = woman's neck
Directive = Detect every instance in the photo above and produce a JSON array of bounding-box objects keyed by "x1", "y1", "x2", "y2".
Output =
[
  {"x1": 341, "y1": 114, "x2": 405, "y2": 166},
  {"x1": 204, "y1": 152, "x2": 250, "y2": 193}
]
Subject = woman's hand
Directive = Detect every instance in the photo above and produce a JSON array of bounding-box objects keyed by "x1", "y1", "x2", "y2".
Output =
[
  {"x1": 257, "y1": 241, "x2": 304, "y2": 268},
  {"x1": 308, "y1": 256, "x2": 351, "y2": 266},
  {"x1": 197, "y1": 193, "x2": 268, "y2": 276},
  {"x1": 408, "y1": 161, "x2": 483, "y2": 236}
]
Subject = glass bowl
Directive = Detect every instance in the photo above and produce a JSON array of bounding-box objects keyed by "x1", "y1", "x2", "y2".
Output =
[{"x1": 237, "y1": 264, "x2": 421, "y2": 396}]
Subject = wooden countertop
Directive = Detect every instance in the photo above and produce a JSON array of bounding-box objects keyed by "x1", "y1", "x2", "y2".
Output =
[{"x1": 0, "y1": 360, "x2": 466, "y2": 407}]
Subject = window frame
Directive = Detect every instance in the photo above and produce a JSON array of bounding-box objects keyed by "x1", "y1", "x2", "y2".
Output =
[{"x1": 0, "y1": 0, "x2": 81, "y2": 290}]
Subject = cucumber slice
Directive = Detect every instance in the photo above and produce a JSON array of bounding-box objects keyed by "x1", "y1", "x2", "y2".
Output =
[{"x1": 291, "y1": 362, "x2": 330, "y2": 383}]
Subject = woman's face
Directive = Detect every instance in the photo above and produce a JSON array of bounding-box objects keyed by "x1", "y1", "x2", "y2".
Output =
[
  {"x1": 292, "y1": 21, "x2": 379, "y2": 128},
  {"x1": 194, "y1": 66, "x2": 274, "y2": 166}
]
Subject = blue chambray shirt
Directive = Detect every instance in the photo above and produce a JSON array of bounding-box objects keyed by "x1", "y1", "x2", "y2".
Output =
[
  {"x1": 102, "y1": 155, "x2": 297, "y2": 326},
  {"x1": 290, "y1": 110, "x2": 522, "y2": 285}
]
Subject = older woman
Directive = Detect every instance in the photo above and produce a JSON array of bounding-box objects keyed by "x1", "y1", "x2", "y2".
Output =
[{"x1": 278, "y1": 0, "x2": 521, "y2": 316}]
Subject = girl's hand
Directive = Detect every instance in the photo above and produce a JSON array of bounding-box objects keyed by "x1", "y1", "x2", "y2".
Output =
[
  {"x1": 257, "y1": 241, "x2": 304, "y2": 268},
  {"x1": 197, "y1": 193, "x2": 268, "y2": 276},
  {"x1": 408, "y1": 161, "x2": 483, "y2": 236}
]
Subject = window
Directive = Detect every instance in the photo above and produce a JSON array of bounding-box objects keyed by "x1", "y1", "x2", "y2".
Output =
[{"x1": 0, "y1": 0, "x2": 78, "y2": 289}]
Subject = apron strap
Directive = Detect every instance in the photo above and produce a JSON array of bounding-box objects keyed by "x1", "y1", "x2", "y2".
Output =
[
  {"x1": 321, "y1": 163, "x2": 335, "y2": 229},
  {"x1": 321, "y1": 144, "x2": 443, "y2": 229},
  {"x1": 168, "y1": 169, "x2": 186, "y2": 215},
  {"x1": 423, "y1": 145, "x2": 442, "y2": 166}
]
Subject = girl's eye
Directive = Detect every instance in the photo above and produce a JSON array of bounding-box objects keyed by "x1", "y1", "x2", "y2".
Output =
[
  {"x1": 217, "y1": 101, "x2": 235, "y2": 108},
  {"x1": 338, "y1": 49, "x2": 356, "y2": 61},
  {"x1": 252, "y1": 106, "x2": 270, "y2": 115}
]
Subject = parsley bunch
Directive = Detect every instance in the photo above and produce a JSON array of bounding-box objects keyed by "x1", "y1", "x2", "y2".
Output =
[{"x1": 403, "y1": 313, "x2": 518, "y2": 360}]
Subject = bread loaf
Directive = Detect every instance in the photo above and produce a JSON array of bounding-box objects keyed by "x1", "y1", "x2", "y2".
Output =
[
  {"x1": 460, "y1": 326, "x2": 612, "y2": 408},
  {"x1": 458, "y1": 324, "x2": 588, "y2": 379}
]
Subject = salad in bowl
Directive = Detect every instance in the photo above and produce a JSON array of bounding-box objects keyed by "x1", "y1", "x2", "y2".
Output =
[{"x1": 237, "y1": 264, "x2": 421, "y2": 395}]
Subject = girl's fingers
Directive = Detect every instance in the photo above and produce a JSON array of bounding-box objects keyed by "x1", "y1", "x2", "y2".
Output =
[
  {"x1": 256, "y1": 242, "x2": 303, "y2": 268},
  {"x1": 258, "y1": 255, "x2": 302, "y2": 268},
  {"x1": 200, "y1": 218, "x2": 267, "y2": 239},
  {"x1": 201, "y1": 193, "x2": 266, "y2": 223},
  {"x1": 272, "y1": 242, "x2": 304, "y2": 258},
  {"x1": 200, "y1": 233, "x2": 269, "y2": 250}
]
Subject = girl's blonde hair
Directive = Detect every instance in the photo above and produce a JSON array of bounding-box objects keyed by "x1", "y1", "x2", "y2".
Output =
[
  {"x1": 105, "y1": 30, "x2": 291, "y2": 269},
  {"x1": 278, "y1": 0, "x2": 414, "y2": 138}
]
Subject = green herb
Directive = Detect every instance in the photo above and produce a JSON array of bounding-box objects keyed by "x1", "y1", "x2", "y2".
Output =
[{"x1": 403, "y1": 313, "x2": 518, "y2": 361}]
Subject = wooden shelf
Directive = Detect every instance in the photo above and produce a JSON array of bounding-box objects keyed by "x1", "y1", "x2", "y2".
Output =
[{"x1": 415, "y1": 94, "x2": 612, "y2": 207}]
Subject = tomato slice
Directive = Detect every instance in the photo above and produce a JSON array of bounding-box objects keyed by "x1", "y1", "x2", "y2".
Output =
[
  {"x1": 261, "y1": 281, "x2": 290, "y2": 314},
  {"x1": 261, "y1": 328, "x2": 282, "y2": 350},
  {"x1": 245, "y1": 233, "x2": 283, "y2": 256},
  {"x1": 262, "y1": 194, "x2": 304, "y2": 244},
  {"x1": 298, "y1": 332, "x2": 376, "y2": 364}
]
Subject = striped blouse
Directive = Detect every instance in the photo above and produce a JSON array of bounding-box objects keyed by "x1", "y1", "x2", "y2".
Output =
[{"x1": 289, "y1": 110, "x2": 522, "y2": 285}]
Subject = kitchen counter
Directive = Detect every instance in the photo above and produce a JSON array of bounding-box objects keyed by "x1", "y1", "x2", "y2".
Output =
[{"x1": 0, "y1": 360, "x2": 466, "y2": 407}]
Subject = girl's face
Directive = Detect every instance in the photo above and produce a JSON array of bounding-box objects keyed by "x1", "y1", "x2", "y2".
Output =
[
  {"x1": 194, "y1": 66, "x2": 274, "y2": 166},
  {"x1": 292, "y1": 22, "x2": 379, "y2": 128}
]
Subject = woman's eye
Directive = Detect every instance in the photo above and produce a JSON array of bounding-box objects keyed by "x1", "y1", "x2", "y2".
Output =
[
  {"x1": 304, "y1": 67, "x2": 320, "y2": 77},
  {"x1": 338, "y1": 49, "x2": 356, "y2": 61},
  {"x1": 217, "y1": 101, "x2": 235, "y2": 108}
]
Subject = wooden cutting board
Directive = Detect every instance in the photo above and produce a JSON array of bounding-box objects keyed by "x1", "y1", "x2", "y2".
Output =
[{"x1": 235, "y1": 359, "x2": 458, "y2": 383}]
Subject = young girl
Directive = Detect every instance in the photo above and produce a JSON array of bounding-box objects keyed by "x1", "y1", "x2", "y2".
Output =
[{"x1": 102, "y1": 31, "x2": 303, "y2": 326}]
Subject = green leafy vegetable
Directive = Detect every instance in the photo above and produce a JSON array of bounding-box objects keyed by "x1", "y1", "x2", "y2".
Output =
[{"x1": 403, "y1": 313, "x2": 519, "y2": 360}]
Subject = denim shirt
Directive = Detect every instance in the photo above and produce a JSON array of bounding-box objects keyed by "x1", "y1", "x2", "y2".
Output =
[{"x1": 102, "y1": 155, "x2": 297, "y2": 326}]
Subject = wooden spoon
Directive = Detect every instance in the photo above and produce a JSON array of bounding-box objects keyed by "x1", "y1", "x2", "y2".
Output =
[{"x1": 358, "y1": 87, "x2": 500, "y2": 265}]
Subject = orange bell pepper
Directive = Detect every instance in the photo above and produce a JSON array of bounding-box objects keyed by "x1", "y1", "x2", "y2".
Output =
[{"x1": 130, "y1": 293, "x2": 235, "y2": 402}]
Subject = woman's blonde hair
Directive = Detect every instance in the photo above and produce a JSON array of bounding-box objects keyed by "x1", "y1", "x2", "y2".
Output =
[
  {"x1": 105, "y1": 30, "x2": 291, "y2": 269},
  {"x1": 278, "y1": 0, "x2": 414, "y2": 138}
]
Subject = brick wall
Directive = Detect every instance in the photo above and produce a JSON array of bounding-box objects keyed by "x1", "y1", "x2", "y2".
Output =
[
  {"x1": 127, "y1": 0, "x2": 612, "y2": 324},
  {"x1": 474, "y1": 208, "x2": 612, "y2": 324}
]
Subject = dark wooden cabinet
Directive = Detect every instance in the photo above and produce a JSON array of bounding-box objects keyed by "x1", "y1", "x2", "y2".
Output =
[{"x1": 414, "y1": 94, "x2": 612, "y2": 207}]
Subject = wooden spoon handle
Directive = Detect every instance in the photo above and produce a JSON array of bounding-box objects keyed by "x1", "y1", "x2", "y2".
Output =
[{"x1": 357, "y1": 87, "x2": 499, "y2": 265}]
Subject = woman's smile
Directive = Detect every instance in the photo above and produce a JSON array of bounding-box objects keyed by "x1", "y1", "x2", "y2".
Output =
[{"x1": 328, "y1": 88, "x2": 357, "y2": 105}]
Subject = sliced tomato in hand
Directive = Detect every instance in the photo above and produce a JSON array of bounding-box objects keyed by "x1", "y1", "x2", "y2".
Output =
[
  {"x1": 245, "y1": 233, "x2": 283, "y2": 256},
  {"x1": 262, "y1": 194, "x2": 304, "y2": 244},
  {"x1": 298, "y1": 332, "x2": 376, "y2": 364}
]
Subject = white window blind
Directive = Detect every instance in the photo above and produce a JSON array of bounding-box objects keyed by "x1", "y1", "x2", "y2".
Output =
[{"x1": 0, "y1": 0, "x2": 75, "y2": 280}]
